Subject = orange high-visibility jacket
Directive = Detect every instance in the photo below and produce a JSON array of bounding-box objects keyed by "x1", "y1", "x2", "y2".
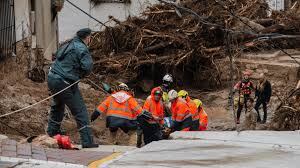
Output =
[
  {"x1": 171, "y1": 97, "x2": 192, "y2": 122},
  {"x1": 186, "y1": 96, "x2": 199, "y2": 121},
  {"x1": 143, "y1": 87, "x2": 164, "y2": 125},
  {"x1": 199, "y1": 107, "x2": 208, "y2": 131},
  {"x1": 96, "y1": 91, "x2": 143, "y2": 120}
]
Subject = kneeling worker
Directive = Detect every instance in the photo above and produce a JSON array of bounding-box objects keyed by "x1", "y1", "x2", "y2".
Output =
[
  {"x1": 178, "y1": 90, "x2": 199, "y2": 131},
  {"x1": 91, "y1": 83, "x2": 148, "y2": 145},
  {"x1": 141, "y1": 87, "x2": 164, "y2": 144},
  {"x1": 193, "y1": 99, "x2": 208, "y2": 131},
  {"x1": 168, "y1": 90, "x2": 193, "y2": 131}
]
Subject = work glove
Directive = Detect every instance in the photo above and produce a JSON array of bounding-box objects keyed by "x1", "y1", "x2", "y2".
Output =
[{"x1": 91, "y1": 110, "x2": 101, "y2": 122}]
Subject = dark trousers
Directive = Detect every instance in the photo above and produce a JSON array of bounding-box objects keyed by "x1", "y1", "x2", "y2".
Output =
[
  {"x1": 190, "y1": 120, "x2": 200, "y2": 131},
  {"x1": 47, "y1": 73, "x2": 94, "y2": 146},
  {"x1": 254, "y1": 99, "x2": 267, "y2": 123},
  {"x1": 137, "y1": 116, "x2": 162, "y2": 145},
  {"x1": 107, "y1": 116, "x2": 138, "y2": 133},
  {"x1": 173, "y1": 116, "x2": 193, "y2": 131},
  {"x1": 237, "y1": 95, "x2": 250, "y2": 121}
]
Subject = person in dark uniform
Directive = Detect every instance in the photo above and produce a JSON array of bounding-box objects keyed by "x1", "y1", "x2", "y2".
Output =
[
  {"x1": 47, "y1": 28, "x2": 98, "y2": 148},
  {"x1": 254, "y1": 73, "x2": 272, "y2": 124}
]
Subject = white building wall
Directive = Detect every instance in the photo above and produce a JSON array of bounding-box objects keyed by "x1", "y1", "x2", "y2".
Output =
[
  {"x1": 266, "y1": 0, "x2": 285, "y2": 11},
  {"x1": 14, "y1": 0, "x2": 30, "y2": 42},
  {"x1": 58, "y1": 0, "x2": 158, "y2": 42}
]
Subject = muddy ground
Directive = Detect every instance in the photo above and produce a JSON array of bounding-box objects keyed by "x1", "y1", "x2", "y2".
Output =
[
  {"x1": 0, "y1": 57, "x2": 269, "y2": 146},
  {"x1": 0, "y1": 43, "x2": 298, "y2": 146},
  {"x1": 0, "y1": 57, "x2": 235, "y2": 146}
]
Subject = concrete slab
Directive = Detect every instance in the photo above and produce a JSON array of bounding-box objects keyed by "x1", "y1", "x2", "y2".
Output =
[
  {"x1": 106, "y1": 131, "x2": 300, "y2": 168},
  {"x1": 0, "y1": 160, "x2": 19, "y2": 167},
  {"x1": 170, "y1": 131, "x2": 300, "y2": 148},
  {"x1": 0, "y1": 156, "x2": 85, "y2": 168}
]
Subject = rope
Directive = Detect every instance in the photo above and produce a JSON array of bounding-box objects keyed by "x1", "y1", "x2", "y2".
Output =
[{"x1": 0, "y1": 80, "x2": 80, "y2": 118}]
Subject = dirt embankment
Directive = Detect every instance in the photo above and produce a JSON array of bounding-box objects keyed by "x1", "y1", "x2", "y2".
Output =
[{"x1": 0, "y1": 42, "x2": 145, "y2": 145}]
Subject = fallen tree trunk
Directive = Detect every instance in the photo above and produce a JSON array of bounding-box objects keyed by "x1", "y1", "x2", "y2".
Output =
[{"x1": 143, "y1": 42, "x2": 172, "y2": 52}]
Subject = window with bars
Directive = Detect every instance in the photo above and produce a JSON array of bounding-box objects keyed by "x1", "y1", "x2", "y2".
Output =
[{"x1": 0, "y1": 0, "x2": 16, "y2": 60}]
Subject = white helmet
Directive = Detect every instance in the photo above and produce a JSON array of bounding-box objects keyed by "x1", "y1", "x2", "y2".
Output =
[
  {"x1": 118, "y1": 83, "x2": 129, "y2": 91},
  {"x1": 163, "y1": 74, "x2": 173, "y2": 83},
  {"x1": 168, "y1": 89, "x2": 178, "y2": 101}
]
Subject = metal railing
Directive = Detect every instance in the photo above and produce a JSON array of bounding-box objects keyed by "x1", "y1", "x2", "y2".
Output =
[{"x1": 0, "y1": 0, "x2": 16, "y2": 60}]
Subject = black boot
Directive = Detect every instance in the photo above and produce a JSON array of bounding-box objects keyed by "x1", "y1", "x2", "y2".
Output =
[
  {"x1": 262, "y1": 115, "x2": 267, "y2": 124},
  {"x1": 257, "y1": 116, "x2": 261, "y2": 123},
  {"x1": 82, "y1": 143, "x2": 99, "y2": 148},
  {"x1": 79, "y1": 126, "x2": 99, "y2": 148}
]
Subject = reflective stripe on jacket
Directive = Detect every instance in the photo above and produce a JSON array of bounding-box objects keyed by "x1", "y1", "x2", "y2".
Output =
[{"x1": 97, "y1": 91, "x2": 143, "y2": 120}]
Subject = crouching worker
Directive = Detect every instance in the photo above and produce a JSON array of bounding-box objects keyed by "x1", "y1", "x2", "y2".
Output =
[
  {"x1": 193, "y1": 99, "x2": 208, "y2": 131},
  {"x1": 178, "y1": 90, "x2": 199, "y2": 131},
  {"x1": 168, "y1": 90, "x2": 193, "y2": 131},
  {"x1": 90, "y1": 83, "x2": 149, "y2": 145},
  {"x1": 140, "y1": 87, "x2": 164, "y2": 145}
]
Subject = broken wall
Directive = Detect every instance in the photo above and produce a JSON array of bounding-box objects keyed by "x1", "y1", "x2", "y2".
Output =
[{"x1": 58, "y1": 0, "x2": 158, "y2": 42}]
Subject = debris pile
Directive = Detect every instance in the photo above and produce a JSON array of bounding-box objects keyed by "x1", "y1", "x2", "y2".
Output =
[
  {"x1": 269, "y1": 88, "x2": 300, "y2": 131},
  {"x1": 89, "y1": 0, "x2": 300, "y2": 88}
]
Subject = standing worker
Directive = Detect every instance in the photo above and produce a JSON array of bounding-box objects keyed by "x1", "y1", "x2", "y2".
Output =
[
  {"x1": 178, "y1": 90, "x2": 199, "y2": 131},
  {"x1": 90, "y1": 83, "x2": 151, "y2": 145},
  {"x1": 168, "y1": 90, "x2": 192, "y2": 131},
  {"x1": 254, "y1": 73, "x2": 272, "y2": 124},
  {"x1": 159, "y1": 74, "x2": 174, "y2": 117},
  {"x1": 140, "y1": 87, "x2": 164, "y2": 145},
  {"x1": 161, "y1": 74, "x2": 174, "y2": 103},
  {"x1": 193, "y1": 99, "x2": 208, "y2": 131},
  {"x1": 47, "y1": 28, "x2": 98, "y2": 148},
  {"x1": 234, "y1": 71, "x2": 254, "y2": 124}
]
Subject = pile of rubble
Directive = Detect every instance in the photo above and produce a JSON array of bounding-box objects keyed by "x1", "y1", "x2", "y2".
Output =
[
  {"x1": 269, "y1": 88, "x2": 300, "y2": 131},
  {"x1": 89, "y1": 0, "x2": 300, "y2": 88}
]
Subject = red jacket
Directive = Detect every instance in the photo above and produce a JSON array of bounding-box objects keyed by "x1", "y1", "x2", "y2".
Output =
[{"x1": 234, "y1": 80, "x2": 254, "y2": 95}]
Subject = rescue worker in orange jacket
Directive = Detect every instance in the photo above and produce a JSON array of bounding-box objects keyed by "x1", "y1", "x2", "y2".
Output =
[
  {"x1": 178, "y1": 90, "x2": 199, "y2": 131},
  {"x1": 143, "y1": 87, "x2": 164, "y2": 125},
  {"x1": 139, "y1": 87, "x2": 164, "y2": 145},
  {"x1": 90, "y1": 83, "x2": 149, "y2": 145},
  {"x1": 193, "y1": 99, "x2": 208, "y2": 131},
  {"x1": 168, "y1": 90, "x2": 193, "y2": 131}
]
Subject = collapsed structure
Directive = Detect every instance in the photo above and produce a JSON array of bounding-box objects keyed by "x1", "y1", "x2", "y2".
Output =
[
  {"x1": 88, "y1": 0, "x2": 300, "y2": 131},
  {"x1": 89, "y1": 0, "x2": 300, "y2": 88}
]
